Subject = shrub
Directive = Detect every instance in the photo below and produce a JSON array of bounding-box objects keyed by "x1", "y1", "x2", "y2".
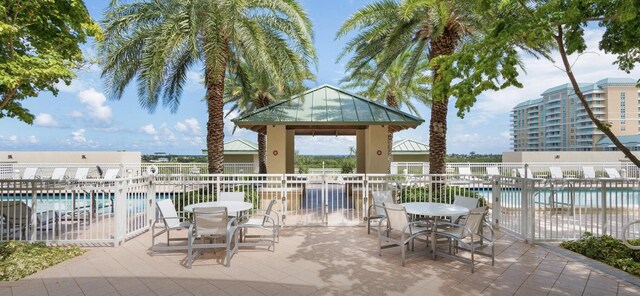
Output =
[
  {"x1": 396, "y1": 185, "x2": 487, "y2": 206},
  {"x1": 0, "y1": 241, "x2": 86, "y2": 281},
  {"x1": 560, "y1": 232, "x2": 640, "y2": 277}
]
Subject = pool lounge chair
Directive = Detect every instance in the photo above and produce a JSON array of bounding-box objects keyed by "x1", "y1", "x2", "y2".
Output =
[
  {"x1": 549, "y1": 167, "x2": 576, "y2": 179},
  {"x1": 73, "y1": 168, "x2": 90, "y2": 180},
  {"x1": 517, "y1": 168, "x2": 545, "y2": 179},
  {"x1": 50, "y1": 168, "x2": 68, "y2": 181},
  {"x1": 21, "y1": 168, "x2": 39, "y2": 179},
  {"x1": 605, "y1": 168, "x2": 621, "y2": 179},
  {"x1": 582, "y1": 166, "x2": 596, "y2": 179},
  {"x1": 486, "y1": 167, "x2": 500, "y2": 176},
  {"x1": 103, "y1": 168, "x2": 119, "y2": 180}
]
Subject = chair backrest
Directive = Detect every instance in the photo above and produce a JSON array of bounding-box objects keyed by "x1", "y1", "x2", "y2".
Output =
[
  {"x1": 261, "y1": 199, "x2": 276, "y2": 225},
  {"x1": 372, "y1": 191, "x2": 394, "y2": 216},
  {"x1": 193, "y1": 207, "x2": 228, "y2": 237},
  {"x1": 22, "y1": 168, "x2": 38, "y2": 179},
  {"x1": 0, "y1": 201, "x2": 31, "y2": 226},
  {"x1": 458, "y1": 167, "x2": 472, "y2": 175},
  {"x1": 582, "y1": 166, "x2": 596, "y2": 179},
  {"x1": 486, "y1": 167, "x2": 500, "y2": 176},
  {"x1": 51, "y1": 168, "x2": 67, "y2": 181},
  {"x1": 461, "y1": 207, "x2": 487, "y2": 238},
  {"x1": 74, "y1": 168, "x2": 90, "y2": 180},
  {"x1": 218, "y1": 192, "x2": 244, "y2": 202},
  {"x1": 453, "y1": 196, "x2": 479, "y2": 210},
  {"x1": 605, "y1": 168, "x2": 621, "y2": 178},
  {"x1": 156, "y1": 199, "x2": 180, "y2": 228},
  {"x1": 549, "y1": 167, "x2": 563, "y2": 179},
  {"x1": 103, "y1": 169, "x2": 119, "y2": 180},
  {"x1": 383, "y1": 203, "x2": 410, "y2": 234}
]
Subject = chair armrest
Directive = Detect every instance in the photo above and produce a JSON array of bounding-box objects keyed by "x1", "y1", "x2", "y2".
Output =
[{"x1": 401, "y1": 221, "x2": 432, "y2": 233}]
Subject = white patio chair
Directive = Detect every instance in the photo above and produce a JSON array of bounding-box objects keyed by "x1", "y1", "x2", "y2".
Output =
[
  {"x1": 379, "y1": 203, "x2": 430, "y2": 267},
  {"x1": 434, "y1": 207, "x2": 495, "y2": 273},
  {"x1": 50, "y1": 168, "x2": 68, "y2": 181},
  {"x1": 103, "y1": 168, "x2": 119, "y2": 180},
  {"x1": 367, "y1": 191, "x2": 394, "y2": 235},
  {"x1": 0, "y1": 201, "x2": 59, "y2": 238},
  {"x1": 549, "y1": 167, "x2": 564, "y2": 179},
  {"x1": 605, "y1": 168, "x2": 621, "y2": 179},
  {"x1": 22, "y1": 168, "x2": 39, "y2": 179},
  {"x1": 486, "y1": 167, "x2": 500, "y2": 176},
  {"x1": 238, "y1": 199, "x2": 279, "y2": 250},
  {"x1": 582, "y1": 166, "x2": 596, "y2": 179},
  {"x1": 151, "y1": 199, "x2": 192, "y2": 254},
  {"x1": 451, "y1": 196, "x2": 479, "y2": 224},
  {"x1": 457, "y1": 167, "x2": 481, "y2": 181},
  {"x1": 73, "y1": 168, "x2": 90, "y2": 180},
  {"x1": 187, "y1": 207, "x2": 239, "y2": 268},
  {"x1": 517, "y1": 168, "x2": 545, "y2": 179},
  {"x1": 218, "y1": 192, "x2": 244, "y2": 202}
]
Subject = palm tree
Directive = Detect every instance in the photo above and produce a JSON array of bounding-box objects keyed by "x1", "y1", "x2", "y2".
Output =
[
  {"x1": 99, "y1": 0, "x2": 315, "y2": 173},
  {"x1": 337, "y1": 0, "x2": 479, "y2": 174},
  {"x1": 340, "y1": 50, "x2": 430, "y2": 167},
  {"x1": 224, "y1": 60, "x2": 313, "y2": 173}
]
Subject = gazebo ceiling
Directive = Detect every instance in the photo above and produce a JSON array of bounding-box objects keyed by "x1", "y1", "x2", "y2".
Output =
[{"x1": 232, "y1": 85, "x2": 424, "y2": 135}]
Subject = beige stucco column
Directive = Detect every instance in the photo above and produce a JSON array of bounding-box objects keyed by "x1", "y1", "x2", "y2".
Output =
[
  {"x1": 286, "y1": 130, "x2": 295, "y2": 173},
  {"x1": 356, "y1": 130, "x2": 366, "y2": 173},
  {"x1": 266, "y1": 125, "x2": 287, "y2": 173},
  {"x1": 365, "y1": 125, "x2": 389, "y2": 173}
]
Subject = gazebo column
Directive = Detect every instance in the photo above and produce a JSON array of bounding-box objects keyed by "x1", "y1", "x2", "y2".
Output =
[
  {"x1": 286, "y1": 130, "x2": 295, "y2": 174},
  {"x1": 266, "y1": 125, "x2": 287, "y2": 173},
  {"x1": 365, "y1": 125, "x2": 389, "y2": 174},
  {"x1": 356, "y1": 130, "x2": 366, "y2": 173}
]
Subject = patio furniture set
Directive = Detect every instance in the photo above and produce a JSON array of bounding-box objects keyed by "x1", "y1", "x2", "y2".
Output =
[
  {"x1": 151, "y1": 192, "x2": 279, "y2": 268},
  {"x1": 368, "y1": 191, "x2": 495, "y2": 273}
]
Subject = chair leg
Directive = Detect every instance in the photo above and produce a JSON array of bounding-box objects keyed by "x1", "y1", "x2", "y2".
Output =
[
  {"x1": 471, "y1": 244, "x2": 475, "y2": 273},
  {"x1": 367, "y1": 218, "x2": 371, "y2": 234}
]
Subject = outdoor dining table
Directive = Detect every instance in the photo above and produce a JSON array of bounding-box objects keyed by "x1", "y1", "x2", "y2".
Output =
[
  {"x1": 400, "y1": 202, "x2": 470, "y2": 259},
  {"x1": 183, "y1": 201, "x2": 253, "y2": 217}
]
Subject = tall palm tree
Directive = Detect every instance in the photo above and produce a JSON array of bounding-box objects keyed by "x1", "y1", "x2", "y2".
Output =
[
  {"x1": 337, "y1": 0, "x2": 479, "y2": 174},
  {"x1": 340, "y1": 51, "x2": 431, "y2": 167},
  {"x1": 224, "y1": 60, "x2": 313, "y2": 173},
  {"x1": 99, "y1": 0, "x2": 315, "y2": 173}
]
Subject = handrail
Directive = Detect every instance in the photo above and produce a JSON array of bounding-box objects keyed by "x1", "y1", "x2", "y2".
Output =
[{"x1": 622, "y1": 220, "x2": 640, "y2": 250}]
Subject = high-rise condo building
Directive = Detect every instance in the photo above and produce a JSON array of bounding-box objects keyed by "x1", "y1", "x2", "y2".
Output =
[{"x1": 511, "y1": 78, "x2": 640, "y2": 151}]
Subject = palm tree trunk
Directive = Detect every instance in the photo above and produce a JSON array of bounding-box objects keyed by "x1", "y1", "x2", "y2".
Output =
[
  {"x1": 428, "y1": 26, "x2": 459, "y2": 175},
  {"x1": 256, "y1": 94, "x2": 272, "y2": 174},
  {"x1": 386, "y1": 93, "x2": 398, "y2": 173},
  {"x1": 205, "y1": 52, "x2": 228, "y2": 174},
  {"x1": 555, "y1": 26, "x2": 640, "y2": 168}
]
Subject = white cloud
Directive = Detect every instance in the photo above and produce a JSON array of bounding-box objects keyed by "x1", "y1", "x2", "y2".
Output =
[
  {"x1": 77, "y1": 88, "x2": 112, "y2": 123},
  {"x1": 34, "y1": 113, "x2": 59, "y2": 127},
  {"x1": 69, "y1": 110, "x2": 83, "y2": 118},
  {"x1": 72, "y1": 129, "x2": 86, "y2": 143},
  {"x1": 175, "y1": 118, "x2": 201, "y2": 136},
  {"x1": 153, "y1": 123, "x2": 176, "y2": 142},
  {"x1": 140, "y1": 124, "x2": 157, "y2": 135},
  {"x1": 224, "y1": 109, "x2": 249, "y2": 136},
  {"x1": 28, "y1": 136, "x2": 39, "y2": 144},
  {"x1": 8, "y1": 135, "x2": 17, "y2": 142}
]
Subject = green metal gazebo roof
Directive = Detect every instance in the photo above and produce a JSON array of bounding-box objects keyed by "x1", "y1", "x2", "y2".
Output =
[
  {"x1": 392, "y1": 139, "x2": 429, "y2": 155},
  {"x1": 201, "y1": 139, "x2": 258, "y2": 155},
  {"x1": 232, "y1": 85, "x2": 425, "y2": 135}
]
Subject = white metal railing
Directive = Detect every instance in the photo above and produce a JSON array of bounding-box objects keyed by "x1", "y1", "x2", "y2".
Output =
[{"x1": 2, "y1": 172, "x2": 639, "y2": 245}]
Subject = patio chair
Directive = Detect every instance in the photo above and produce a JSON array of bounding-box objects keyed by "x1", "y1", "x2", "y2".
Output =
[
  {"x1": 379, "y1": 203, "x2": 430, "y2": 267},
  {"x1": 73, "y1": 168, "x2": 90, "y2": 180},
  {"x1": 50, "y1": 168, "x2": 68, "y2": 181},
  {"x1": 486, "y1": 167, "x2": 500, "y2": 176},
  {"x1": 218, "y1": 192, "x2": 244, "y2": 202},
  {"x1": 457, "y1": 167, "x2": 481, "y2": 181},
  {"x1": 238, "y1": 199, "x2": 279, "y2": 250},
  {"x1": 151, "y1": 199, "x2": 192, "y2": 254},
  {"x1": 367, "y1": 191, "x2": 394, "y2": 235},
  {"x1": 187, "y1": 207, "x2": 239, "y2": 268},
  {"x1": 605, "y1": 168, "x2": 621, "y2": 179},
  {"x1": 434, "y1": 207, "x2": 494, "y2": 273},
  {"x1": 0, "y1": 201, "x2": 59, "y2": 239},
  {"x1": 451, "y1": 196, "x2": 479, "y2": 224},
  {"x1": 103, "y1": 168, "x2": 119, "y2": 180},
  {"x1": 517, "y1": 168, "x2": 545, "y2": 179},
  {"x1": 582, "y1": 166, "x2": 596, "y2": 179},
  {"x1": 22, "y1": 168, "x2": 39, "y2": 179}
]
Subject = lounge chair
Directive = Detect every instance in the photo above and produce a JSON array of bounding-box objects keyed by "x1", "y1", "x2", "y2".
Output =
[
  {"x1": 517, "y1": 168, "x2": 545, "y2": 179},
  {"x1": 434, "y1": 207, "x2": 495, "y2": 273},
  {"x1": 151, "y1": 199, "x2": 192, "y2": 254},
  {"x1": 379, "y1": 203, "x2": 430, "y2": 266},
  {"x1": 582, "y1": 166, "x2": 596, "y2": 179},
  {"x1": 187, "y1": 207, "x2": 239, "y2": 268},
  {"x1": 50, "y1": 168, "x2": 68, "y2": 181},
  {"x1": 103, "y1": 168, "x2": 119, "y2": 180},
  {"x1": 73, "y1": 168, "x2": 90, "y2": 180},
  {"x1": 605, "y1": 168, "x2": 621, "y2": 179},
  {"x1": 218, "y1": 192, "x2": 244, "y2": 202},
  {"x1": 238, "y1": 199, "x2": 278, "y2": 250},
  {"x1": 486, "y1": 167, "x2": 500, "y2": 176},
  {"x1": 21, "y1": 168, "x2": 39, "y2": 179},
  {"x1": 0, "y1": 201, "x2": 59, "y2": 239},
  {"x1": 549, "y1": 167, "x2": 576, "y2": 179},
  {"x1": 367, "y1": 191, "x2": 394, "y2": 235}
]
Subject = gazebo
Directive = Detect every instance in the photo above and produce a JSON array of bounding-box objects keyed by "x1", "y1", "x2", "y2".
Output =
[{"x1": 232, "y1": 85, "x2": 424, "y2": 173}]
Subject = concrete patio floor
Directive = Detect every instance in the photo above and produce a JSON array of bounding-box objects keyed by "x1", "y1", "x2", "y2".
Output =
[{"x1": 1, "y1": 227, "x2": 639, "y2": 296}]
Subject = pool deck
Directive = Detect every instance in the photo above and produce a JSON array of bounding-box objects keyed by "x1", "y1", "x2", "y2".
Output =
[{"x1": 1, "y1": 227, "x2": 639, "y2": 296}]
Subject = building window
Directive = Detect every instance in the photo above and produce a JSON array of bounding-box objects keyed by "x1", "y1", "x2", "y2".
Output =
[
  {"x1": 622, "y1": 126, "x2": 626, "y2": 131},
  {"x1": 621, "y1": 92, "x2": 626, "y2": 122}
]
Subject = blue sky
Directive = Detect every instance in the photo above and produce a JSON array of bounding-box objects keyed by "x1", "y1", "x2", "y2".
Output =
[{"x1": 0, "y1": 0, "x2": 638, "y2": 155}]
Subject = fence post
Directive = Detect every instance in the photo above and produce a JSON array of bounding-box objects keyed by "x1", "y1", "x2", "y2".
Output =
[
  {"x1": 147, "y1": 175, "x2": 156, "y2": 231},
  {"x1": 390, "y1": 163, "x2": 398, "y2": 174},
  {"x1": 521, "y1": 178, "x2": 530, "y2": 243},
  {"x1": 281, "y1": 175, "x2": 287, "y2": 226},
  {"x1": 30, "y1": 180, "x2": 38, "y2": 242},
  {"x1": 492, "y1": 176, "x2": 501, "y2": 229},
  {"x1": 601, "y1": 180, "x2": 607, "y2": 236},
  {"x1": 422, "y1": 163, "x2": 428, "y2": 174},
  {"x1": 113, "y1": 180, "x2": 127, "y2": 246}
]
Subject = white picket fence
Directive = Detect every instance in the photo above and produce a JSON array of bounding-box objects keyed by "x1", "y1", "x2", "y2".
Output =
[{"x1": 1, "y1": 172, "x2": 639, "y2": 245}]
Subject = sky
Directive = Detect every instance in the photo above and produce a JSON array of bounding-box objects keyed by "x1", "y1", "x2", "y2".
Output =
[{"x1": 0, "y1": 0, "x2": 639, "y2": 155}]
